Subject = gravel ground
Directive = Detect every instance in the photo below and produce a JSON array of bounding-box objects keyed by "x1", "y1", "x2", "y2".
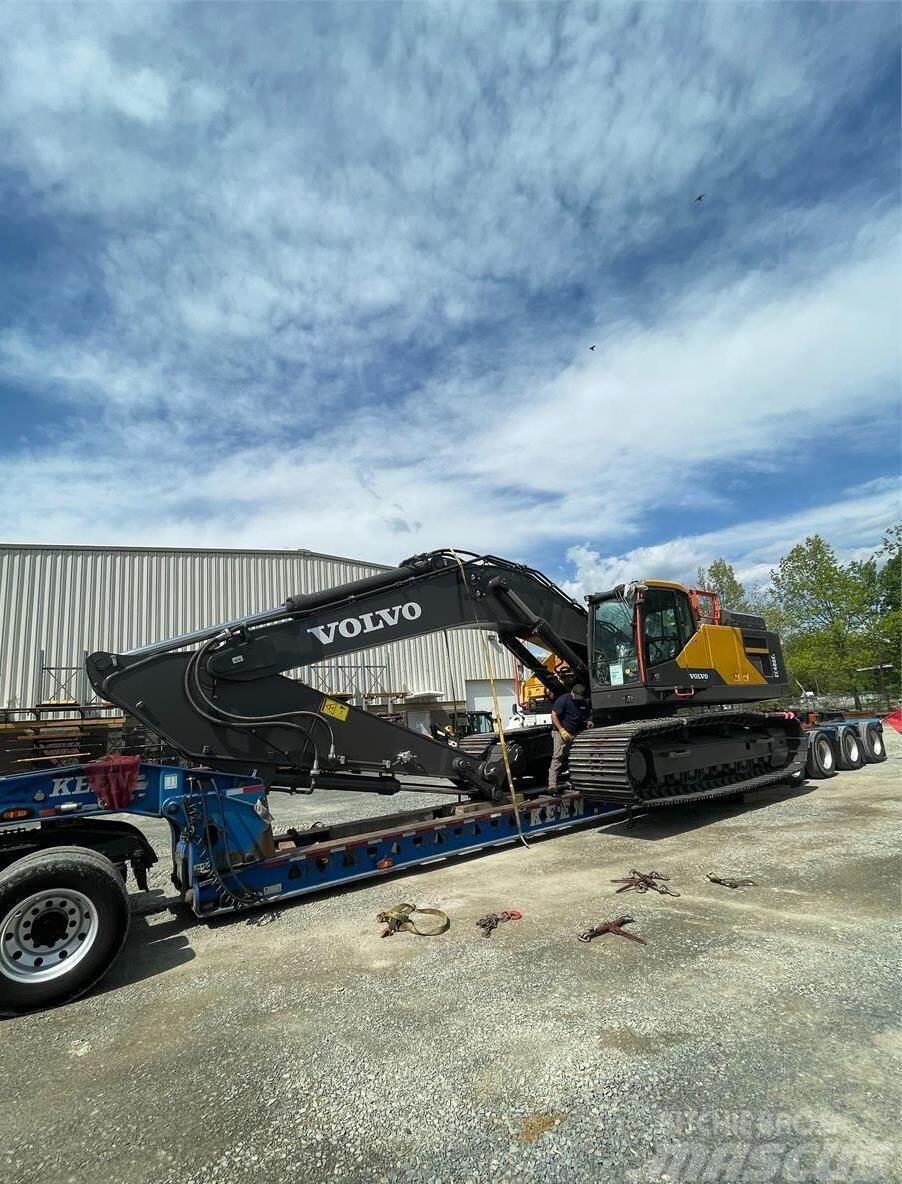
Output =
[{"x1": 2, "y1": 731, "x2": 900, "y2": 1184}]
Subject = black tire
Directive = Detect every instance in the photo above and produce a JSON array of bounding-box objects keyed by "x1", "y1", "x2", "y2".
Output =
[
  {"x1": 805, "y1": 730, "x2": 838, "y2": 779},
  {"x1": 835, "y1": 725, "x2": 865, "y2": 771},
  {"x1": 0, "y1": 846, "x2": 130, "y2": 1017},
  {"x1": 863, "y1": 723, "x2": 888, "y2": 764}
]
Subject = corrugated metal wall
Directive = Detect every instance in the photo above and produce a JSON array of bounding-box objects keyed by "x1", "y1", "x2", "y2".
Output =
[{"x1": 0, "y1": 544, "x2": 515, "y2": 709}]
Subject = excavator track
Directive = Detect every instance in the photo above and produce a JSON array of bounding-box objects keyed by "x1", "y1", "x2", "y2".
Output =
[
  {"x1": 455, "y1": 729, "x2": 552, "y2": 791},
  {"x1": 458, "y1": 711, "x2": 805, "y2": 807},
  {"x1": 568, "y1": 711, "x2": 806, "y2": 806},
  {"x1": 455, "y1": 733, "x2": 500, "y2": 760}
]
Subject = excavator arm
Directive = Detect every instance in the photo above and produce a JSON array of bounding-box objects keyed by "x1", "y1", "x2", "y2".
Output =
[{"x1": 86, "y1": 550, "x2": 588, "y2": 798}]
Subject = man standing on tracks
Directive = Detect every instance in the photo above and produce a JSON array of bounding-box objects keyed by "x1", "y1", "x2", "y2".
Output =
[{"x1": 549, "y1": 683, "x2": 593, "y2": 792}]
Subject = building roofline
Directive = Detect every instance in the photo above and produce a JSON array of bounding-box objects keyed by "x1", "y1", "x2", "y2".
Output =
[{"x1": 0, "y1": 542, "x2": 394, "y2": 570}]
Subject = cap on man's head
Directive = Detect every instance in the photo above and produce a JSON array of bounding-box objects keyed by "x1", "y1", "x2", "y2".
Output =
[{"x1": 571, "y1": 683, "x2": 587, "y2": 698}]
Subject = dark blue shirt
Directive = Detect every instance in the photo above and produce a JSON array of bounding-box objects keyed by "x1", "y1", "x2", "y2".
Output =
[{"x1": 552, "y1": 693, "x2": 592, "y2": 734}]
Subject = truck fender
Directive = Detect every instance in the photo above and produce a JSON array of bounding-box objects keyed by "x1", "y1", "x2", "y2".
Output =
[{"x1": 0, "y1": 819, "x2": 158, "y2": 888}]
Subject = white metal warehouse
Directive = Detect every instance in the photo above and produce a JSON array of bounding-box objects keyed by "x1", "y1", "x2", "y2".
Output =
[{"x1": 0, "y1": 544, "x2": 518, "y2": 717}]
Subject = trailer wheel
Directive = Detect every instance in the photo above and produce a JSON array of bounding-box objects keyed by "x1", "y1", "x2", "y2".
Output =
[
  {"x1": 863, "y1": 723, "x2": 887, "y2": 763},
  {"x1": 835, "y1": 725, "x2": 865, "y2": 771},
  {"x1": 805, "y1": 730, "x2": 837, "y2": 779},
  {"x1": 0, "y1": 846, "x2": 130, "y2": 1017}
]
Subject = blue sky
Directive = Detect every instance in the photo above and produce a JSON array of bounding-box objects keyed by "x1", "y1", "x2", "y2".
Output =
[{"x1": 0, "y1": 2, "x2": 899, "y2": 594}]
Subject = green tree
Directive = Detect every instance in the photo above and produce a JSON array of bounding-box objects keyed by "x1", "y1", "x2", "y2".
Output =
[
  {"x1": 696, "y1": 559, "x2": 748, "y2": 611},
  {"x1": 769, "y1": 534, "x2": 890, "y2": 708},
  {"x1": 876, "y1": 525, "x2": 901, "y2": 614},
  {"x1": 867, "y1": 526, "x2": 902, "y2": 704}
]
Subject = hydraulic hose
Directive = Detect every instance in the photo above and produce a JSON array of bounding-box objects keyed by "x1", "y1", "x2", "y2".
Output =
[{"x1": 183, "y1": 636, "x2": 336, "y2": 774}]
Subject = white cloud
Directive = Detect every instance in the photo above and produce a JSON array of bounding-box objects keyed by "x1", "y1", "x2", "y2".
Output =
[
  {"x1": 9, "y1": 38, "x2": 170, "y2": 123},
  {"x1": 0, "y1": 201, "x2": 898, "y2": 563},
  {"x1": 461, "y1": 213, "x2": 899, "y2": 509},
  {"x1": 0, "y1": 3, "x2": 898, "y2": 573},
  {"x1": 564, "y1": 478, "x2": 902, "y2": 597}
]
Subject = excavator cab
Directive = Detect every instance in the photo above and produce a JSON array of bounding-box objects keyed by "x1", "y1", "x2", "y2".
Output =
[
  {"x1": 590, "y1": 582, "x2": 705, "y2": 688},
  {"x1": 588, "y1": 580, "x2": 785, "y2": 710},
  {"x1": 642, "y1": 584, "x2": 698, "y2": 669}
]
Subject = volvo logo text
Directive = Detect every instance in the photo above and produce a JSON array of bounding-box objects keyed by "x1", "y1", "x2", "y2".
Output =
[{"x1": 307, "y1": 602, "x2": 423, "y2": 646}]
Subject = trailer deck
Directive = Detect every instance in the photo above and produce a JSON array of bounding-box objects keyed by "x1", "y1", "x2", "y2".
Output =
[{"x1": 0, "y1": 762, "x2": 621, "y2": 913}]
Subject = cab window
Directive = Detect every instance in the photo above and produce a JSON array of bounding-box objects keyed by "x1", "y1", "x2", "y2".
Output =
[
  {"x1": 643, "y1": 588, "x2": 694, "y2": 666},
  {"x1": 592, "y1": 598, "x2": 639, "y2": 686}
]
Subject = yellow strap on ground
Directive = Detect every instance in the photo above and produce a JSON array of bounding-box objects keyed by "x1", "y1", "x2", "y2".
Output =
[
  {"x1": 449, "y1": 549, "x2": 529, "y2": 849},
  {"x1": 379, "y1": 903, "x2": 450, "y2": 935}
]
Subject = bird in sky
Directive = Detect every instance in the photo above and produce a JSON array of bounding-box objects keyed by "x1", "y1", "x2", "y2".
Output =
[
  {"x1": 589, "y1": 345, "x2": 596, "y2": 351},
  {"x1": 695, "y1": 193, "x2": 705, "y2": 202}
]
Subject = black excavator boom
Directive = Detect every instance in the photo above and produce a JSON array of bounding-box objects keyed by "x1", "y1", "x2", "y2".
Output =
[{"x1": 86, "y1": 551, "x2": 590, "y2": 798}]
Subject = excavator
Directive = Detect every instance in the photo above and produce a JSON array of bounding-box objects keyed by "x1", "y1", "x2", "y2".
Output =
[
  {"x1": 0, "y1": 548, "x2": 808, "y2": 1014},
  {"x1": 86, "y1": 549, "x2": 805, "y2": 808}
]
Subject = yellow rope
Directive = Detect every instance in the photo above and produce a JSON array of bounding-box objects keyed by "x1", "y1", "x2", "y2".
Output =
[{"x1": 449, "y1": 549, "x2": 530, "y2": 848}]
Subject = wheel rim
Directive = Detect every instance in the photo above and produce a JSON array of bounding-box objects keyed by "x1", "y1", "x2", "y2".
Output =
[
  {"x1": 846, "y1": 736, "x2": 860, "y2": 762},
  {"x1": 0, "y1": 889, "x2": 99, "y2": 984},
  {"x1": 872, "y1": 733, "x2": 884, "y2": 756},
  {"x1": 817, "y1": 738, "x2": 834, "y2": 770}
]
